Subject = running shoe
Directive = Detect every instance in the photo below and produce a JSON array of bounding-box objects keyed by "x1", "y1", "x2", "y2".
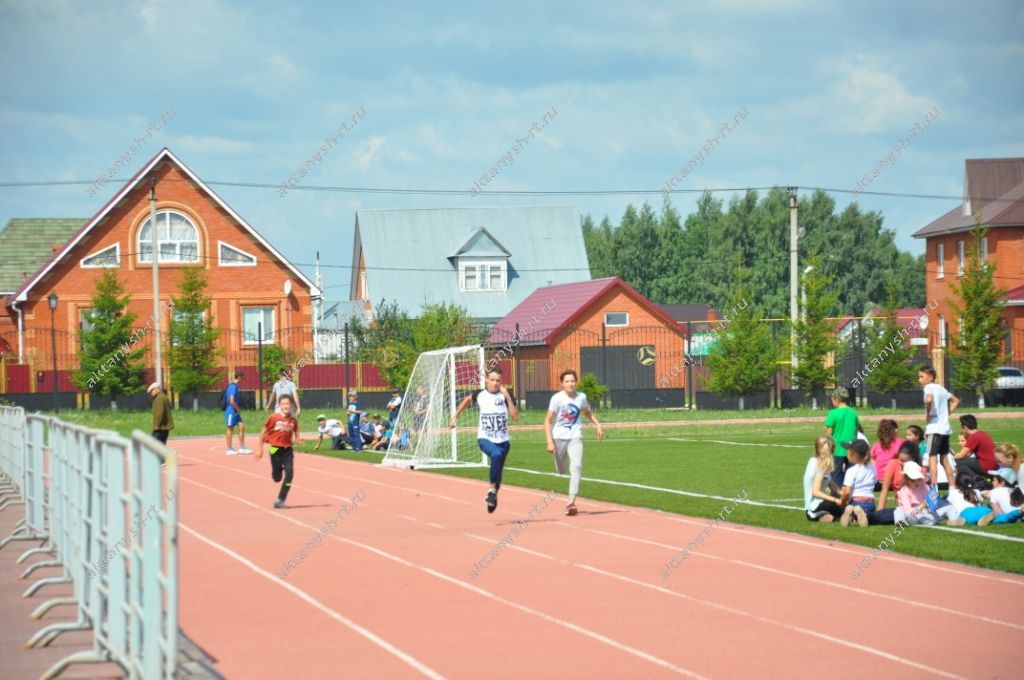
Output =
[
  {"x1": 238, "y1": 447, "x2": 253, "y2": 455},
  {"x1": 486, "y1": 490, "x2": 497, "y2": 514},
  {"x1": 226, "y1": 448, "x2": 237, "y2": 456},
  {"x1": 274, "y1": 500, "x2": 290, "y2": 509},
  {"x1": 565, "y1": 503, "x2": 578, "y2": 516}
]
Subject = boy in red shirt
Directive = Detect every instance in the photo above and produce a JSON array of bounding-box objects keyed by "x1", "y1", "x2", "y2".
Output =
[{"x1": 257, "y1": 394, "x2": 300, "y2": 509}]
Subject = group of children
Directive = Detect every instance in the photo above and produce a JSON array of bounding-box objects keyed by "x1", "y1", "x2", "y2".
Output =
[{"x1": 804, "y1": 366, "x2": 1023, "y2": 529}]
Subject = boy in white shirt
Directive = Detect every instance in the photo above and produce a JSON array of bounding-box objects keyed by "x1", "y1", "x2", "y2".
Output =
[{"x1": 918, "y1": 366, "x2": 960, "y2": 493}]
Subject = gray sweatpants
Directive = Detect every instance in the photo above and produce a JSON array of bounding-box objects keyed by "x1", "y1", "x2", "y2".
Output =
[{"x1": 553, "y1": 438, "x2": 584, "y2": 499}]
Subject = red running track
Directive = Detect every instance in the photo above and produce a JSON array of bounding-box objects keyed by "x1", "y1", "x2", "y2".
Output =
[{"x1": 172, "y1": 437, "x2": 1022, "y2": 679}]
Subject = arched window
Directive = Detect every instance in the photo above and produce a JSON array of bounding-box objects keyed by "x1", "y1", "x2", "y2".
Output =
[{"x1": 138, "y1": 210, "x2": 200, "y2": 263}]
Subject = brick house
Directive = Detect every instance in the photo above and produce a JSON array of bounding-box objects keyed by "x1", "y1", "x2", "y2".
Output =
[
  {"x1": 912, "y1": 157, "x2": 1024, "y2": 362},
  {"x1": 487, "y1": 278, "x2": 687, "y2": 405},
  {"x1": 0, "y1": 148, "x2": 320, "y2": 397}
]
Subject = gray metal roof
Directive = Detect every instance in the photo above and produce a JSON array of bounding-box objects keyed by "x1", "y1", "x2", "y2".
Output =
[{"x1": 351, "y1": 206, "x2": 591, "y2": 319}]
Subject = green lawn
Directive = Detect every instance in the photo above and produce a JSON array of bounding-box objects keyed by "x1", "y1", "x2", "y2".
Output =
[{"x1": 51, "y1": 406, "x2": 1024, "y2": 575}]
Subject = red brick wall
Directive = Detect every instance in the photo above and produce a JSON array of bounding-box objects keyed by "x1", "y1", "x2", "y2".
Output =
[
  {"x1": 5, "y1": 159, "x2": 315, "y2": 375},
  {"x1": 923, "y1": 226, "x2": 1024, "y2": 359}
]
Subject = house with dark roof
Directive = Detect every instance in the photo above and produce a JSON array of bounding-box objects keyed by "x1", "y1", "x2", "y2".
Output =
[
  {"x1": 0, "y1": 148, "x2": 320, "y2": 396},
  {"x1": 912, "y1": 158, "x2": 1024, "y2": 360},
  {"x1": 350, "y1": 206, "x2": 590, "y2": 323},
  {"x1": 487, "y1": 277, "x2": 687, "y2": 403}
]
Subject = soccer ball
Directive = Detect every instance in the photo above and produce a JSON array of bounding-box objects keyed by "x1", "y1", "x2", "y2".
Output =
[{"x1": 637, "y1": 345, "x2": 656, "y2": 366}]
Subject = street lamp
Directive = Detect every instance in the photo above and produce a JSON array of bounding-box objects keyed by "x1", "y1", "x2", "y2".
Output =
[{"x1": 47, "y1": 293, "x2": 58, "y2": 412}]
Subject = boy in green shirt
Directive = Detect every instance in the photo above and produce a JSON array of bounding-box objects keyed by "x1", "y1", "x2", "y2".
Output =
[{"x1": 824, "y1": 387, "x2": 860, "y2": 486}]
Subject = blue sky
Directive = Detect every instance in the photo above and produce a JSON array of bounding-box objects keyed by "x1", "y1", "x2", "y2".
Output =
[{"x1": 2, "y1": 0, "x2": 1022, "y2": 302}]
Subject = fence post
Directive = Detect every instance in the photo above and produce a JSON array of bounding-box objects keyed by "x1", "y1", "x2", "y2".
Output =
[
  {"x1": 685, "y1": 320, "x2": 693, "y2": 409},
  {"x1": 257, "y1": 321, "x2": 264, "y2": 410},
  {"x1": 601, "y1": 322, "x2": 608, "y2": 408},
  {"x1": 513, "y1": 323, "x2": 521, "y2": 406},
  {"x1": 344, "y1": 322, "x2": 350, "y2": 399}
]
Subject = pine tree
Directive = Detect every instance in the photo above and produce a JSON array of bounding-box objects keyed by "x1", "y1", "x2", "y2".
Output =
[
  {"x1": 73, "y1": 270, "x2": 147, "y2": 410},
  {"x1": 706, "y1": 277, "x2": 777, "y2": 410},
  {"x1": 859, "y1": 284, "x2": 917, "y2": 407},
  {"x1": 168, "y1": 267, "x2": 222, "y2": 411},
  {"x1": 792, "y1": 256, "x2": 840, "y2": 408},
  {"x1": 949, "y1": 225, "x2": 1007, "y2": 406}
]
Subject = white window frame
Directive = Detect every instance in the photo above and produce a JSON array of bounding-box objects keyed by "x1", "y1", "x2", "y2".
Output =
[
  {"x1": 137, "y1": 210, "x2": 201, "y2": 264},
  {"x1": 981, "y1": 236, "x2": 989, "y2": 262},
  {"x1": 218, "y1": 240, "x2": 257, "y2": 267},
  {"x1": 604, "y1": 312, "x2": 629, "y2": 327},
  {"x1": 936, "y1": 243, "x2": 944, "y2": 278},
  {"x1": 458, "y1": 259, "x2": 507, "y2": 292},
  {"x1": 956, "y1": 240, "x2": 965, "y2": 276},
  {"x1": 242, "y1": 306, "x2": 275, "y2": 345},
  {"x1": 939, "y1": 314, "x2": 947, "y2": 348},
  {"x1": 81, "y1": 243, "x2": 121, "y2": 268}
]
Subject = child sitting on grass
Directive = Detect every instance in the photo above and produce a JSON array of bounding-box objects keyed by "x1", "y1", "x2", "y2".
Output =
[
  {"x1": 946, "y1": 471, "x2": 995, "y2": 526},
  {"x1": 877, "y1": 441, "x2": 919, "y2": 510},
  {"x1": 995, "y1": 443, "x2": 1022, "y2": 481},
  {"x1": 839, "y1": 439, "x2": 875, "y2": 528},
  {"x1": 804, "y1": 436, "x2": 843, "y2": 523},
  {"x1": 984, "y1": 468, "x2": 1023, "y2": 524}
]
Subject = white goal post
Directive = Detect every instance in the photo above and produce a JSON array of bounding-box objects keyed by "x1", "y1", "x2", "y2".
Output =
[{"x1": 380, "y1": 345, "x2": 487, "y2": 469}]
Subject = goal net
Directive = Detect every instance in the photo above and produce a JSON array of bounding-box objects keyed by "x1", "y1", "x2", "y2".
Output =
[{"x1": 380, "y1": 345, "x2": 487, "y2": 469}]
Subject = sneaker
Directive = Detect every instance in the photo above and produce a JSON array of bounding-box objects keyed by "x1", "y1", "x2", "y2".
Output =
[
  {"x1": 238, "y1": 447, "x2": 253, "y2": 455},
  {"x1": 978, "y1": 512, "x2": 996, "y2": 527},
  {"x1": 947, "y1": 517, "x2": 966, "y2": 527},
  {"x1": 226, "y1": 448, "x2": 237, "y2": 456},
  {"x1": 274, "y1": 500, "x2": 290, "y2": 509},
  {"x1": 853, "y1": 506, "x2": 869, "y2": 528},
  {"x1": 840, "y1": 505, "x2": 855, "y2": 527},
  {"x1": 565, "y1": 503, "x2": 578, "y2": 516},
  {"x1": 486, "y1": 490, "x2": 497, "y2": 514}
]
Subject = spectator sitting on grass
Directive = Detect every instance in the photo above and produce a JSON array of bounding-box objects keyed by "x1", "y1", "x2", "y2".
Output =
[
  {"x1": 359, "y1": 416, "x2": 375, "y2": 447},
  {"x1": 877, "y1": 441, "x2": 919, "y2": 510},
  {"x1": 870, "y1": 418, "x2": 904, "y2": 486},
  {"x1": 946, "y1": 471, "x2": 995, "y2": 526},
  {"x1": 803, "y1": 436, "x2": 842, "y2": 523},
  {"x1": 954, "y1": 415, "x2": 997, "y2": 478},
  {"x1": 983, "y1": 468, "x2": 1023, "y2": 524},
  {"x1": 314, "y1": 415, "x2": 347, "y2": 451},
  {"x1": 995, "y1": 443, "x2": 1023, "y2": 481},
  {"x1": 372, "y1": 421, "x2": 394, "y2": 451},
  {"x1": 838, "y1": 439, "x2": 874, "y2": 528}
]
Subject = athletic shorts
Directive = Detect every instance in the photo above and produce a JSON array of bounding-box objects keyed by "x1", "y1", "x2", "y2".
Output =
[
  {"x1": 225, "y1": 409, "x2": 243, "y2": 428},
  {"x1": 926, "y1": 433, "x2": 951, "y2": 457}
]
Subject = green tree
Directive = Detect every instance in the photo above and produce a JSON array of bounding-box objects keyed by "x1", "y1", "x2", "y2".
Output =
[
  {"x1": 73, "y1": 270, "x2": 147, "y2": 410},
  {"x1": 168, "y1": 267, "x2": 222, "y2": 411},
  {"x1": 792, "y1": 257, "x2": 840, "y2": 408},
  {"x1": 949, "y1": 225, "x2": 1007, "y2": 406},
  {"x1": 413, "y1": 302, "x2": 482, "y2": 353},
  {"x1": 581, "y1": 215, "x2": 615, "y2": 279},
  {"x1": 259, "y1": 344, "x2": 297, "y2": 386},
  {"x1": 350, "y1": 299, "x2": 415, "y2": 388},
  {"x1": 705, "y1": 281, "x2": 777, "y2": 410},
  {"x1": 859, "y1": 284, "x2": 918, "y2": 407}
]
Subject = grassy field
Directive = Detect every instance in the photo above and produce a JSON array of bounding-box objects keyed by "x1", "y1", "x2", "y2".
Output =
[{"x1": 51, "y1": 406, "x2": 1024, "y2": 575}]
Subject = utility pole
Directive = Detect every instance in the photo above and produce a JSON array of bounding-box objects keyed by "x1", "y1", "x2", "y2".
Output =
[
  {"x1": 150, "y1": 178, "x2": 163, "y2": 386},
  {"x1": 789, "y1": 187, "x2": 799, "y2": 371}
]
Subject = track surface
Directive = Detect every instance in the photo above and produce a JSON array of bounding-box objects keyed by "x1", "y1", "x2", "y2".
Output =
[{"x1": 174, "y1": 437, "x2": 1021, "y2": 679}]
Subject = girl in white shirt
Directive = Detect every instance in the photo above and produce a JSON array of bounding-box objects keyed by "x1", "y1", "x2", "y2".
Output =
[
  {"x1": 984, "y1": 468, "x2": 1023, "y2": 524},
  {"x1": 544, "y1": 369, "x2": 604, "y2": 516}
]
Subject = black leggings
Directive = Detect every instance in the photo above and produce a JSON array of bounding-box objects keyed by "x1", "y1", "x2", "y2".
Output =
[
  {"x1": 806, "y1": 500, "x2": 843, "y2": 521},
  {"x1": 270, "y1": 447, "x2": 295, "y2": 502}
]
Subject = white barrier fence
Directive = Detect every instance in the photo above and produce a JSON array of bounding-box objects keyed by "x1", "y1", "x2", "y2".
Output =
[{"x1": 0, "y1": 406, "x2": 178, "y2": 679}]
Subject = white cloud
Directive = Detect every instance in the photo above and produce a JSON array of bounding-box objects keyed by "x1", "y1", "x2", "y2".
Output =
[
  {"x1": 824, "y1": 55, "x2": 935, "y2": 135},
  {"x1": 357, "y1": 136, "x2": 386, "y2": 168}
]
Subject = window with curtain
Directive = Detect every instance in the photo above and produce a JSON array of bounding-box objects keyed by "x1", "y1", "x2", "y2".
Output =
[{"x1": 138, "y1": 210, "x2": 200, "y2": 263}]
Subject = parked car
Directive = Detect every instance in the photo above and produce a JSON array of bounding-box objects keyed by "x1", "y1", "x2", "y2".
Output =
[{"x1": 995, "y1": 366, "x2": 1024, "y2": 389}]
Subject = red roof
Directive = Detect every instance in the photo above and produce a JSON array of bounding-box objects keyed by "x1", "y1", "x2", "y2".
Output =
[
  {"x1": 488, "y1": 277, "x2": 685, "y2": 345},
  {"x1": 1004, "y1": 285, "x2": 1024, "y2": 303}
]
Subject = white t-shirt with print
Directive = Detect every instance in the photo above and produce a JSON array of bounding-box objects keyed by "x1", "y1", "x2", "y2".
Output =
[
  {"x1": 548, "y1": 391, "x2": 589, "y2": 440},
  {"x1": 472, "y1": 388, "x2": 514, "y2": 444},
  {"x1": 989, "y1": 486, "x2": 1016, "y2": 514}
]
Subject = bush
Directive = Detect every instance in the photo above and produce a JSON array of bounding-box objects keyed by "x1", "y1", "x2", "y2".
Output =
[{"x1": 577, "y1": 372, "x2": 607, "y2": 406}]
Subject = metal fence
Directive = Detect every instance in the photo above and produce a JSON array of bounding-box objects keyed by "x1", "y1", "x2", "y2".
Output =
[{"x1": 0, "y1": 405, "x2": 178, "y2": 679}]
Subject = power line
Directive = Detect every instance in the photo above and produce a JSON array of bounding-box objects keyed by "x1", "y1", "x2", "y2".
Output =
[{"x1": 0, "y1": 177, "x2": 1019, "y2": 203}]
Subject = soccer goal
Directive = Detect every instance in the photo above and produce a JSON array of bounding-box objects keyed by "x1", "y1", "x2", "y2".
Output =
[{"x1": 380, "y1": 345, "x2": 487, "y2": 469}]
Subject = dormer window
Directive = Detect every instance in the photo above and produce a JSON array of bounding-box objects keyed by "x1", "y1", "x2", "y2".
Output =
[
  {"x1": 460, "y1": 260, "x2": 507, "y2": 292},
  {"x1": 449, "y1": 226, "x2": 511, "y2": 294},
  {"x1": 138, "y1": 210, "x2": 199, "y2": 264}
]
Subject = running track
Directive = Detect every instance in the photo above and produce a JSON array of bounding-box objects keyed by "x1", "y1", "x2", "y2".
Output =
[{"x1": 175, "y1": 437, "x2": 1021, "y2": 679}]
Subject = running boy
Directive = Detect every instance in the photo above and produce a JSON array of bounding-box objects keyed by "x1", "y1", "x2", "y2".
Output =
[
  {"x1": 449, "y1": 367, "x2": 519, "y2": 513},
  {"x1": 257, "y1": 394, "x2": 300, "y2": 509},
  {"x1": 919, "y1": 365, "x2": 960, "y2": 492},
  {"x1": 545, "y1": 369, "x2": 604, "y2": 516}
]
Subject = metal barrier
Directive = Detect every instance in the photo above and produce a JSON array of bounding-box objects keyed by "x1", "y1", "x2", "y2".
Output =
[
  {"x1": 0, "y1": 404, "x2": 26, "y2": 513},
  {"x1": 0, "y1": 405, "x2": 178, "y2": 679}
]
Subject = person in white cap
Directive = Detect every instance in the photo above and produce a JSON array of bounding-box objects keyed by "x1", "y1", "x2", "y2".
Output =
[
  {"x1": 984, "y1": 467, "x2": 1023, "y2": 523},
  {"x1": 148, "y1": 382, "x2": 174, "y2": 445}
]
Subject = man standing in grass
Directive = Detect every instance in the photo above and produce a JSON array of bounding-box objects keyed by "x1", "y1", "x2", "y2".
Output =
[
  {"x1": 225, "y1": 371, "x2": 251, "y2": 456},
  {"x1": 824, "y1": 387, "x2": 860, "y2": 486},
  {"x1": 148, "y1": 381, "x2": 173, "y2": 445}
]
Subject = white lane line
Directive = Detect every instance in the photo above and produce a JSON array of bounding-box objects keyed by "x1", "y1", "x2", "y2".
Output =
[
  {"x1": 178, "y1": 473, "x2": 706, "y2": 678},
  {"x1": 669, "y1": 437, "x2": 806, "y2": 449},
  {"x1": 574, "y1": 525, "x2": 1024, "y2": 632},
  {"x1": 179, "y1": 523, "x2": 445, "y2": 680}
]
